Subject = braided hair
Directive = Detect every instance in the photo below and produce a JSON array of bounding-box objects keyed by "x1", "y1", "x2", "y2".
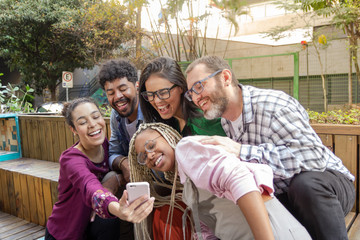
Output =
[{"x1": 128, "y1": 122, "x2": 194, "y2": 239}]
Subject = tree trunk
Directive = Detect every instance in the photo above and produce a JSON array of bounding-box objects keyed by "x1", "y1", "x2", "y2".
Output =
[
  {"x1": 313, "y1": 43, "x2": 328, "y2": 112},
  {"x1": 135, "y1": 6, "x2": 142, "y2": 68},
  {"x1": 349, "y1": 47, "x2": 353, "y2": 105},
  {"x1": 50, "y1": 86, "x2": 56, "y2": 101}
]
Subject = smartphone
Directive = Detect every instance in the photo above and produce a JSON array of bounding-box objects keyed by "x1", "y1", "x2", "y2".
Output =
[{"x1": 126, "y1": 182, "x2": 150, "y2": 204}]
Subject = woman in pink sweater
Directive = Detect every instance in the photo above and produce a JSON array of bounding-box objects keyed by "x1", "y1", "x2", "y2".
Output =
[{"x1": 128, "y1": 122, "x2": 311, "y2": 240}]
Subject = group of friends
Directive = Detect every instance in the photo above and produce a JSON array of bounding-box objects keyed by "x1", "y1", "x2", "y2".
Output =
[{"x1": 45, "y1": 56, "x2": 355, "y2": 240}]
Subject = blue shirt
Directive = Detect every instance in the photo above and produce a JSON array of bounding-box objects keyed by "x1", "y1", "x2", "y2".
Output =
[{"x1": 108, "y1": 107, "x2": 144, "y2": 168}]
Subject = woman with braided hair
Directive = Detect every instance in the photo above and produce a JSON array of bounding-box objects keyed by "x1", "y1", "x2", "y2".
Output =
[
  {"x1": 129, "y1": 122, "x2": 191, "y2": 240},
  {"x1": 129, "y1": 122, "x2": 311, "y2": 240}
]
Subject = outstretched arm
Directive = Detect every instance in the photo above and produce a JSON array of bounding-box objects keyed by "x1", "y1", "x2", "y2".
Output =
[{"x1": 237, "y1": 191, "x2": 274, "y2": 240}]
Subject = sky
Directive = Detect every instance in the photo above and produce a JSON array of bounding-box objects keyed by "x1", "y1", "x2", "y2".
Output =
[{"x1": 140, "y1": 0, "x2": 312, "y2": 46}]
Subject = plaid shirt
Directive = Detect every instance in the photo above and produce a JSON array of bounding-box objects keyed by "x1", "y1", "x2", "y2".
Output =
[{"x1": 221, "y1": 84, "x2": 354, "y2": 194}]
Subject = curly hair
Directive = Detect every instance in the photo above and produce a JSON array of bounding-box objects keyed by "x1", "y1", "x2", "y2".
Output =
[
  {"x1": 128, "y1": 122, "x2": 194, "y2": 239},
  {"x1": 139, "y1": 57, "x2": 202, "y2": 128},
  {"x1": 98, "y1": 58, "x2": 138, "y2": 89}
]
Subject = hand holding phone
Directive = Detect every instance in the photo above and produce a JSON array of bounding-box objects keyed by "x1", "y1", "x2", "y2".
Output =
[{"x1": 126, "y1": 182, "x2": 150, "y2": 204}]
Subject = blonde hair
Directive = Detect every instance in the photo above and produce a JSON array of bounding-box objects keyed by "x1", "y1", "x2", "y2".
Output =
[{"x1": 128, "y1": 122, "x2": 194, "y2": 239}]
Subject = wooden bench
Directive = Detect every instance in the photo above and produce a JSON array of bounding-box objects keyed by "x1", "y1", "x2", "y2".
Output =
[
  {"x1": 1, "y1": 115, "x2": 359, "y2": 237},
  {"x1": 0, "y1": 161, "x2": 360, "y2": 238},
  {"x1": 0, "y1": 158, "x2": 59, "y2": 227},
  {"x1": 349, "y1": 214, "x2": 360, "y2": 239},
  {"x1": 0, "y1": 211, "x2": 45, "y2": 239}
]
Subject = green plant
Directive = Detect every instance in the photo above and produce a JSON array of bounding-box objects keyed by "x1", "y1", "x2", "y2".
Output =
[
  {"x1": 307, "y1": 108, "x2": 360, "y2": 125},
  {"x1": 0, "y1": 78, "x2": 35, "y2": 113},
  {"x1": 99, "y1": 105, "x2": 112, "y2": 117}
]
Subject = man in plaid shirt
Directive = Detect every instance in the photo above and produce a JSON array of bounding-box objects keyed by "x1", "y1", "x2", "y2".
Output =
[{"x1": 185, "y1": 56, "x2": 355, "y2": 240}]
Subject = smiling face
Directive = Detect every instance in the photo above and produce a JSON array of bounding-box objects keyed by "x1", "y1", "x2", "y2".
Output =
[
  {"x1": 134, "y1": 129, "x2": 175, "y2": 172},
  {"x1": 104, "y1": 77, "x2": 138, "y2": 122},
  {"x1": 144, "y1": 74, "x2": 183, "y2": 120},
  {"x1": 186, "y1": 64, "x2": 228, "y2": 119},
  {"x1": 70, "y1": 102, "x2": 106, "y2": 150}
]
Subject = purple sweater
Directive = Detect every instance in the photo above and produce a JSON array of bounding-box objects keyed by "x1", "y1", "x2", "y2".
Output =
[{"x1": 46, "y1": 139, "x2": 118, "y2": 240}]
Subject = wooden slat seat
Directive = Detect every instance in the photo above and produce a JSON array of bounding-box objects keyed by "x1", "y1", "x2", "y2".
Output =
[
  {"x1": 346, "y1": 212, "x2": 357, "y2": 231},
  {"x1": 348, "y1": 214, "x2": 360, "y2": 240},
  {"x1": 0, "y1": 211, "x2": 44, "y2": 240},
  {"x1": 0, "y1": 158, "x2": 59, "y2": 227}
]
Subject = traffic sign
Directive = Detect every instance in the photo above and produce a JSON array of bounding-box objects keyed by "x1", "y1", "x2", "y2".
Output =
[{"x1": 62, "y1": 71, "x2": 73, "y2": 88}]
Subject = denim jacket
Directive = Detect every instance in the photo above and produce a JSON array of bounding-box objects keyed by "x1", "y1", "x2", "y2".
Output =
[{"x1": 108, "y1": 107, "x2": 143, "y2": 169}]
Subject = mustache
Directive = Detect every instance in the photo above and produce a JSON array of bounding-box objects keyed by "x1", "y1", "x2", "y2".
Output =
[{"x1": 114, "y1": 97, "x2": 128, "y2": 104}]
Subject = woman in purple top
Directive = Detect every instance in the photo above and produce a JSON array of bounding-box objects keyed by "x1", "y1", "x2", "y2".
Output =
[{"x1": 45, "y1": 98, "x2": 154, "y2": 240}]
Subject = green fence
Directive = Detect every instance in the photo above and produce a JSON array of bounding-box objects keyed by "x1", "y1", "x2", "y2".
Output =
[
  {"x1": 240, "y1": 73, "x2": 360, "y2": 112},
  {"x1": 179, "y1": 54, "x2": 359, "y2": 113}
]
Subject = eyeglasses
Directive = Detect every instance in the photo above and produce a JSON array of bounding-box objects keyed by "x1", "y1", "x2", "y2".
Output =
[
  {"x1": 184, "y1": 70, "x2": 222, "y2": 101},
  {"x1": 141, "y1": 84, "x2": 177, "y2": 102},
  {"x1": 137, "y1": 134, "x2": 162, "y2": 165}
]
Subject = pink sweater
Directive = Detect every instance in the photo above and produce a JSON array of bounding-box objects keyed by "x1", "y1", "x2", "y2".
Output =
[{"x1": 176, "y1": 136, "x2": 274, "y2": 204}]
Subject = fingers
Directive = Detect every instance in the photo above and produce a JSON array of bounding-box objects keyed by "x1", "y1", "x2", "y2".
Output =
[
  {"x1": 120, "y1": 194, "x2": 154, "y2": 223},
  {"x1": 119, "y1": 190, "x2": 129, "y2": 206},
  {"x1": 199, "y1": 136, "x2": 223, "y2": 145},
  {"x1": 130, "y1": 197, "x2": 155, "y2": 223}
]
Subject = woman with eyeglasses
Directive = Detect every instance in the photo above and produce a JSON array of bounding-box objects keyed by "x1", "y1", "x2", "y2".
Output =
[
  {"x1": 128, "y1": 122, "x2": 311, "y2": 240},
  {"x1": 139, "y1": 56, "x2": 225, "y2": 137},
  {"x1": 137, "y1": 57, "x2": 226, "y2": 239}
]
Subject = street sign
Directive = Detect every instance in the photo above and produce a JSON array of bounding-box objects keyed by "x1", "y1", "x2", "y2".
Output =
[{"x1": 62, "y1": 71, "x2": 73, "y2": 88}]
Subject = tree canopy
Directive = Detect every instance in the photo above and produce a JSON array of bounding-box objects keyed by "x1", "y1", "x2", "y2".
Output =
[{"x1": 0, "y1": 0, "x2": 136, "y2": 100}]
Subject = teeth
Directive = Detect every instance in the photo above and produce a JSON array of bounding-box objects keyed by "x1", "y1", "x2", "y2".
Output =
[
  {"x1": 117, "y1": 102, "x2": 127, "y2": 107},
  {"x1": 155, "y1": 155, "x2": 162, "y2": 166},
  {"x1": 89, "y1": 130, "x2": 100, "y2": 136},
  {"x1": 158, "y1": 105, "x2": 168, "y2": 110},
  {"x1": 200, "y1": 100, "x2": 207, "y2": 107}
]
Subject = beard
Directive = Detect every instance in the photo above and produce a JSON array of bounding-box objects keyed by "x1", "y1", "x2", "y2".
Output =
[
  {"x1": 203, "y1": 86, "x2": 228, "y2": 120},
  {"x1": 113, "y1": 95, "x2": 138, "y2": 118}
]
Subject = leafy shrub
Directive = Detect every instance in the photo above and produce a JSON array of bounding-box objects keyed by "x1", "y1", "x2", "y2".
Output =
[
  {"x1": 99, "y1": 105, "x2": 112, "y2": 117},
  {"x1": 307, "y1": 108, "x2": 360, "y2": 125},
  {"x1": 0, "y1": 75, "x2": 35, "y2": 113}
]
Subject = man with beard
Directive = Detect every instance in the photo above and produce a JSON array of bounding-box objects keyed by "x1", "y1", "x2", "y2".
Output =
[
  {"x1": 97, "y1": 59, "x2": 142, "y2": 239},
  {"x1": 184, "y1": 56, "x2": 355, "y2": 240},
  {"x1": 99, "y1": 59, "x2": 142, "y2": 182}
]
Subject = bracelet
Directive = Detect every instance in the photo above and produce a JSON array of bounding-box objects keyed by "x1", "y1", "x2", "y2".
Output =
[{"x1": 117, "y1": 156, "x2": 127, "y2": 170}]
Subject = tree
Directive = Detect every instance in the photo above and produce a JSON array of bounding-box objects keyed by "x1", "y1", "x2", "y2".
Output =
[
  {"x1": 0, "y1": 0, "x2": 136, "y2": 100},
  {"x1": 145, "y1": 0, "x2": 248, "y2": 62},
  {"x1": 264, "y1": 1, "x2": 330, "y2": 112},
  {"x1": 296, "y1": 0, "x2": 360, "y2": 105}
]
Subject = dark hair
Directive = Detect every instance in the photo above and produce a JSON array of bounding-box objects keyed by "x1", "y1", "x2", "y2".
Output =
[
  {"x1": 139, "y1": 57, "x2": 201, "y2": 127},
  {"x1": 62, "y1": 97, "x2": 100, "y2": 129},
  {"x1": 98, "y1": 58, "x2": 138, "y2": 89},
  {"x1": 185, "y1": 56, "x2": 238, "y2": 86}
]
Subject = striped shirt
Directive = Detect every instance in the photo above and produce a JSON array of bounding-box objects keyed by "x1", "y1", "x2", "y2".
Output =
[{"x1": 221, "y1": 84, "x2": 354, "y2": 194}]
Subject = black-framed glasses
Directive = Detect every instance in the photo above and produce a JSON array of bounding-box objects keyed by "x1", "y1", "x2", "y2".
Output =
[
  {"x1": 141, "y1": 84, "x2": 177, "y2": 102},
  {"x1": 184, "y1": 70, "x2": 222, "y2": 101},
  {"x1": 137, "y1": 134, "x2": 162, "y2": 165}
]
